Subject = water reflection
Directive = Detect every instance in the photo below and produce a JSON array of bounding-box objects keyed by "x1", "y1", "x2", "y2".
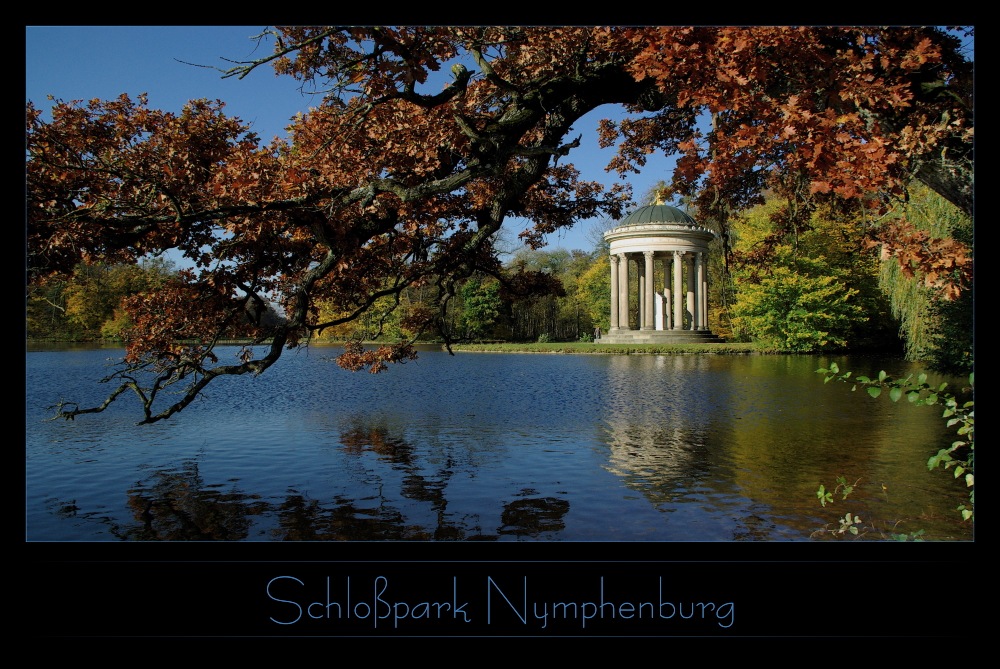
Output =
[
  {"x1": 600, "y1": 355, "x2": 726, "y2": 498},
  {"x1": 596, "y1": 354, "x2": 971, "y2": 540},
  {"x1": 67, "y1": 418, "x2": 574, "y2": 541},
  {"x1": 120, "y1": 461, "x2": 267, "y2": 540},
  {"x1": 27, "y1": 348, "x2": 972, "y2": 541},
  {"x1": 499, "y1": 494, "x2": 571, "y2": 536},
  {"x1": 275, "y1": 493, "x2": 455, "y2": 541}
]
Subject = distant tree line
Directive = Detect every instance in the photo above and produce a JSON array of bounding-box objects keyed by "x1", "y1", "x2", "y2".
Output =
[
  {"x1": 27, "y1": 257, "x2": 283, "y2": 342},
  {"x1": 29, "y1": 187, "x2": 971, "y2": 375}
]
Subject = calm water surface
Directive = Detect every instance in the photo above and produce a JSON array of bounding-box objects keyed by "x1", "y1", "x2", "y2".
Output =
[{"x1": 25, "y1": 345, "x2": 973, "y2": 541}]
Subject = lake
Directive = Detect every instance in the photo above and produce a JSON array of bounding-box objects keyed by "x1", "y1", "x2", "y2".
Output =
[{"x1": 25, "y1": 344, "x2": 973, "y2": 542}]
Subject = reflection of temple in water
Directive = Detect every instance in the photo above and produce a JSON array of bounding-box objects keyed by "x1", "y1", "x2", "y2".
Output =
[
  {"x1": 603, "y1": 421, "x2": 706, "y2": 483},
  {"x1": 600, "y1": 355, "x2": 716, "y2": 488},
  {"x1": 599, "y1": 354, "x2": 786, "y2": 539}
]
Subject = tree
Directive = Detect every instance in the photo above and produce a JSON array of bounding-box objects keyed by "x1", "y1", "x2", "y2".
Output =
[
  {"x1": 730, "y1": 253, "x2": 865, "y2": 352},
  {"x1": 26, "y1": 275, "x2": 70, "y2": 340},
  {"x1": 27, "y1": 258, "x2": 176, "y2": 340},
  {"x1": 726, "y1": 196, "x2": 900, "y2": 352},
  {"x1": 459, "y1": 276, "x2": 504, "y2": 340},
  {"x1": 608, "y1": 27, "x2": 973, "y2": 231},
  {"x1": 577, "y1": 254, "x2": 611, "y2": 334},
  {"x1": 26, "y1": 26, "x2": 973, "y2": 423},
  {"x1": 875, "y1": 183, "x2": 974, "y2": 372}
]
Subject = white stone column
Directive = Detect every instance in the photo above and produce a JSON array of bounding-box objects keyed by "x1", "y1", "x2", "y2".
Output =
[
  {"x1": 609, "y1": 254, "x2": 620, "y2": 331},
  {"x1": 693, "y1": 251, "x2": 703, "y2": 330},
  {"x1": 686, "y1": 253, "x2": 696, "y2": 330},
  {"x1": 663, "y1": 254, "x2": 672, "y2": 330},
  {"x1": 642, "y1": 251, "x2": 655, "y2": 330},
  {"x1": 618, "y1": 253, "x2": 629, "y2": 330},
  {"x1": 672, "y1": 250, "x2": 683, "y2": 330},
  {"x1": 637, "y1": 258, "x2": 644, "y2": 329},
  {"x1": 698, "y1": 251, "x2": 708, "y2": 330}
]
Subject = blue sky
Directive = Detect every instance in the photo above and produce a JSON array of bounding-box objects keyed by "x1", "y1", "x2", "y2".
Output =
[{"x1": 26, "y1": 25, "x2": 683, "y2": 255}]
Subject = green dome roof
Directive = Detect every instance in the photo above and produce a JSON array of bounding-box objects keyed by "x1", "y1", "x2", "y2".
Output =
[{"x1": 617, "y1": 204, "x2": 696, "y2": 226}]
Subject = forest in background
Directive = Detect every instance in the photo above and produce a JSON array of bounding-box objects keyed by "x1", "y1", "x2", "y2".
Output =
[{"x1": 28, "y1": 182, "x2": 972, "y2": 374}]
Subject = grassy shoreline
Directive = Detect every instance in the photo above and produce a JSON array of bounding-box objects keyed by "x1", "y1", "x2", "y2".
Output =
[{"x1": 446, "y1": 341, "x2": 762, "y2": 355}]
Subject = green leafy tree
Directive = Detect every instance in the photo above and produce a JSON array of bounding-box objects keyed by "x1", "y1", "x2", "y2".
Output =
[
  {"x1": 731, "y1": 253, "x2": 864, "y2": 351},
  {"x1": 26, "y1": 276, "x2": 73, "y2": 339},
  {"x1": 63, "y1": 263, "x2": 129, "y2": 335},
  {"x1": 577, "y1": 254, "x2": 611, "y2": 334},
  {"x1": 313, "y1": 291, "x2": 407, "y2": 342},
  {"x1": 459, "y1": 277, "x2": 504, "y2": 340},
  {"x1": 555, "y1": 249, "x2": 598, "y2": 340},
  {"x1": 727, "y1": 195, "x2": 904, "y2": 352},
  {"x1": 28, "y1": 258, "x2": 176, "y2": 340},
  {"x1": 875, "y1": 183, "x2": 973, "y2": 373}
]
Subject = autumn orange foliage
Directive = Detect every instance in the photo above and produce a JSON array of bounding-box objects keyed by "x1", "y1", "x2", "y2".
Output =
[{"x1": 26, "y1": 26, "x2": 973, "y2": 422}]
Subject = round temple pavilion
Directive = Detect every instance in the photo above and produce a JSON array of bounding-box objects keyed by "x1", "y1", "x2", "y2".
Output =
[{"x1": 600, "y1": 203, "x2": 725, "y2": 343}]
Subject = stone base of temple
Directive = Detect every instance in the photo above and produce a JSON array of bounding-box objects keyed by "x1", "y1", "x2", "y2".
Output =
[{"x1": 598, "y1": 329, "x2": 727, "y2": 344}]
